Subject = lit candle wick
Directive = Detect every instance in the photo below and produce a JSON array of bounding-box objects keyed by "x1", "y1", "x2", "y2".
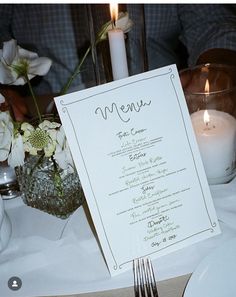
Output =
[
  {"x1": 204, "y1": 110, "x2": 210, "y2": 130},
  {"x1": 112, "y1": 19, "x2": 116, "y2": 29},
  {"x1": 203, "y1": 109, "x2": 216, "y2": 130},
  {"x1": 110, "y1": 3, "x2": 118, "y2": 29}
]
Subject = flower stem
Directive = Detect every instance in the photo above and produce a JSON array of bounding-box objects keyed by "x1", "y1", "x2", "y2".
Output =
[
  {"x1": 51, "y1": 156, "x2": 64, "y2": 197},
  {"x1": 26, "y1": 75, "x2": 42, "y2": 122},
  {"x1": 60, "y1": 45, "x2": 92, "y2": 96},
  {"x1": 59, "y1": 31, "x2": 106, "y2": 96},
  {"x1": 29, "y1": 154, "x2": 45, "y2": 176}
]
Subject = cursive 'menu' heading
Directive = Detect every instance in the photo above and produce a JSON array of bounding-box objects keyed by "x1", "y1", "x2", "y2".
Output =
[{"x1": 95, "y1": 99, "x2": 152, "y2": 123}]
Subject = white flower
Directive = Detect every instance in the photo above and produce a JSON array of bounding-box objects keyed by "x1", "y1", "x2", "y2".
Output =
[
  {"x1": 115, "y1": 12, "x2": 134, "y2": 33},
  {"x1": 39, "y1": 120, "x2": 60, "y2": 157},
  {"x1": 99, "y1": 12, "x2": 133, "y2": 41},
  {"x1": 0, "y1": 111, "x2": 13, "y2": 161},
  {"x1": 54, "y1": 126, "x2": 75, "y2": 173},
  {"x1": 21, "y1": 120, "x2": 60, "y2": 157},
  {"x1": 0, "y1": 39, "x2": 52, "y2": 85},
  {"x1": 8, "y1": 133, "x2": 25, "y2": 168},
  {"x1": 21, "y1": 122, "x2": 37, "y2": 155}
]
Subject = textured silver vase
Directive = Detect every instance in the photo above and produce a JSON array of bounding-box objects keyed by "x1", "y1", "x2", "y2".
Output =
[{"x1": 15, "y1": 155, "x2": 84, "y2": 219}]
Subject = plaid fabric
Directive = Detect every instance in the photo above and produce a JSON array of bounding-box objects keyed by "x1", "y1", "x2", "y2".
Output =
[
  {"x1": 127, "y1": 4, "x2": 236, "y2": 73},
  {"x1": 0, "y1": 4, "x2": 236, "y2": 93}
]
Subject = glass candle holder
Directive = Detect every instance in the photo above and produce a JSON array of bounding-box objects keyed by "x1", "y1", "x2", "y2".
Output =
[{"x1": 180, "y1": 63, "x2": 236, "y2": 185}]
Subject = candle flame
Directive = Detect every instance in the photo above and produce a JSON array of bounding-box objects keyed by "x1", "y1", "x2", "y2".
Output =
[
  {"x1": 204, "y1": 110, "x2": 210, "y2": 125},
  {"x1": 110, "y1": 3, "x2": 118, "y2": 23},
  {"x1": 204, "y1": 79, "x2": 210, "y2": 94}
]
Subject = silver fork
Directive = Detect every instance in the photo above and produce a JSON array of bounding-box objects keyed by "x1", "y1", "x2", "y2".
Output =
[{"x1": 133, "y1": 257, "x2": 159, "y2": 297}]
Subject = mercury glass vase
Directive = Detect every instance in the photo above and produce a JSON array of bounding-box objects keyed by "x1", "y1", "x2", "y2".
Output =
[{"x1": 15, "y1": 155, "x2": 84, "y2": 219}]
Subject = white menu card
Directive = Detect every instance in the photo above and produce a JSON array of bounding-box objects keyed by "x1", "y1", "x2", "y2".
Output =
[{"x1": 55, "y1": 65, "x2": 221, "y2": 276}]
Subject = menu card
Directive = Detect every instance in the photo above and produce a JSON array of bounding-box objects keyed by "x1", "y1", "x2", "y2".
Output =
[{"x1": 55, "y1": 65, "x2": 221, "y2": 276}]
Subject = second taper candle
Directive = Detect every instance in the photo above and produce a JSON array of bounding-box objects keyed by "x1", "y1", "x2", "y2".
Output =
[{"x1": 108, "y1": 3, "x2": 129, "y2": 80}]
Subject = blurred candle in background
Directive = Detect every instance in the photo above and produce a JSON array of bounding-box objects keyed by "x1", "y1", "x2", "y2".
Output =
[{"x1": 108, "y1": 3, "x2": 129, "y2": 80}]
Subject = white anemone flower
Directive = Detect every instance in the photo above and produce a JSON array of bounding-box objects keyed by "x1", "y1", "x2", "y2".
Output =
[
  {"x1": 0, "y1": 39, "x2": 52, "y2": 85},
  {"x1": 39, "y1": 120, "x2": 60, "y2": 157},
  {"x1": 21, "y1": 120, "x2": 61, "y2": 157},
  {"x1": 0, "y1": 111, "x2": 13, "y2": 161},
  {"x1": 54, "y1": 126, "x2": 75, "y2": 173},
  {"x1": 8, "y1": 133, "x2": 25, "y2": 168}
]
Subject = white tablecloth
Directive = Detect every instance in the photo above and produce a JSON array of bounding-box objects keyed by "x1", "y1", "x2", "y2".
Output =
[{"x1": 1, "y1": 178, "x2": 236, "y2": 297}]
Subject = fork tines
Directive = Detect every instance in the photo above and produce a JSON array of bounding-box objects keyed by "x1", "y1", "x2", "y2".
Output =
[{"x1": 133, "y1": 257, "x2": 159, "y2": 297}]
